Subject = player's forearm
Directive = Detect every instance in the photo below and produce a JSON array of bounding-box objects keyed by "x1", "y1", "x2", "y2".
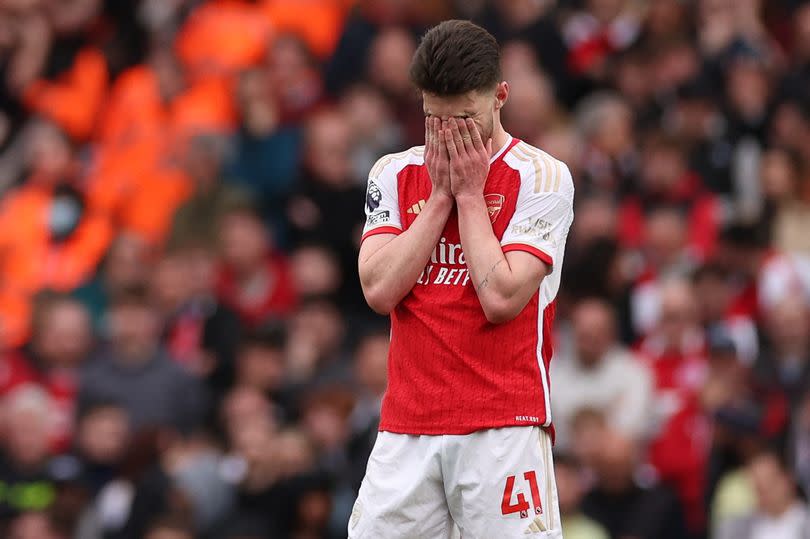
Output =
[
  {"x1": 456, "y1": 194, "x2": 522, "y2": 322},
  {"x1": 360, "y1": 193, "x2": 454, "y2": 313}
]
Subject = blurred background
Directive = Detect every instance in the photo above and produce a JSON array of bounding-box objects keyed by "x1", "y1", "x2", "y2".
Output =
[{"x1": 0, "y1": 0, "x2": 809, "y2": 538}]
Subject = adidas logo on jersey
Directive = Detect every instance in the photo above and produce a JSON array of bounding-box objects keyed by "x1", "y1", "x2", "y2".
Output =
[
  {"x1": 524, "y1": 515, "x2": 547, "y2": 534},
  {"x1": 406, "y1": 199, "x2": 427, "y2": 215}
]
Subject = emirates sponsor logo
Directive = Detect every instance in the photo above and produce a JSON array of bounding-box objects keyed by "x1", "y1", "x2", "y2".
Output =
[
  {"x1": 416, "y1": 237, "x2": 471, "y2": 287},
  {"x1": 485, "y1": 193, "x2": 504, "y2": 223},
  {"x1": 430, "y1": 237, "x2": 465, "y2": 265}
]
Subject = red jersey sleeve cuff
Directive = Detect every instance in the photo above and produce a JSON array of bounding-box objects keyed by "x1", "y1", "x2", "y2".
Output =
[
  {"x1": 361, "y1": 226, "x2": 402, "y2": 242},
  {"x1": 502, "y1": 243, "x2": 554, "y2": 267}
]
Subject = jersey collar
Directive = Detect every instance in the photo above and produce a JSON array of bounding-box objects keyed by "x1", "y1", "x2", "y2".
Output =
[{"x1": 489, "y1": 134, "x2": 514, "y2": 164}]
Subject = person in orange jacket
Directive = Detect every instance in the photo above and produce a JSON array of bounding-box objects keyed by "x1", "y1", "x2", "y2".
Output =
[{"x1": 0, "y1": 120, "x2": 113, "y2": 345}]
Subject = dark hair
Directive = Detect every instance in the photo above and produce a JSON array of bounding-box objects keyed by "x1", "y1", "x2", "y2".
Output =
[
  {"x1": 692, "y1": 262, "x2": 729, "y2": 284},
  {"x1": 108, "y1": 285, "x2": 152, "y2": 311},
  {"x1": 410, "y1": 20, "x2": 501, "y2": 95},
  {"x1": 720, "y1": 222, "x2": 770, "y2": 249},
  {"x1": 145, "y1": 512, "x2": 195, "y2": 537},
  {"x1": 76, "y1": 397, "x2": 126, "y2": 422},
  {"x1": 239, "y1": 322, "x2": 288, "y2": 353},
  {"x1": 641, "y1": 130, "x2": 687, "y2": 157}
]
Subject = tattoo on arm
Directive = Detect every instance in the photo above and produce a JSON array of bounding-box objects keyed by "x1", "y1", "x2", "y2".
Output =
[{"x1": 476, "y1": 259, "x2": 504, "y2": 292}]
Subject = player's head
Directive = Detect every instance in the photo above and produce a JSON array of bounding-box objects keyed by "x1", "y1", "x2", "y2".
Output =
[{"x1": 410, "y1": 20, "x2": 507, "y2": 143}]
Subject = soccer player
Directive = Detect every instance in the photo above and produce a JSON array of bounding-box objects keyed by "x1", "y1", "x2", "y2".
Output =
[{"x1": 352, "y1": 20, "x2": 574, "y2": 538}]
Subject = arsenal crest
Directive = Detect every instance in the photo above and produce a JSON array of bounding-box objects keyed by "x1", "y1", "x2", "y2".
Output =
[{"x1": 484, "y1": 193, "x2": 504, "y2": 223}]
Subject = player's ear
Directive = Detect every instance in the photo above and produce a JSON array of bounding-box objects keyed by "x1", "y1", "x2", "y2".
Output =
[{"x1": 494, "y1": 81, "x2": 509, "y2": 110}]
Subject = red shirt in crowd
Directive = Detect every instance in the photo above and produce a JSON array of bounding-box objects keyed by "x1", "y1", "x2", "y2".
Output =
[
  {"x1": 217, "y1": 254, "x2": 297, "y2": 326},
  {"x1": 636, "y1": 331, "x2": 710, "y2": 532},
  {"x1": 0, "y1": 352, "x2": 78, "y2": 453}
]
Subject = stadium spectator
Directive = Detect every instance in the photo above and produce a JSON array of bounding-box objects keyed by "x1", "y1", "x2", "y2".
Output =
[
  {"x1": 575, "y1": 92, "x2": 637, "y2": 195},
  {"x1": 162, "y1": 134, "x2": 236, "y2": 249},
  {"x1": 216, "y1": 203, "x2": 297, "y2": 326},
  {"x1": 554, "y1": 453, "x2": 609, "y2": 539},
  {"x1": 581, "y1": 429, "x2": 688, "y2": 539},
  {"x1": 285, "y1": 299, "x2": 347, "y2": 385},
  {"x1": 716, "y1": 448, "x2": 810, "y2": 539},
  {"x1": 0, "y1": 119, "x2": 113, "y2": 298},
  {"x1": 636, "y1": 279, "x2": 710, "y2": 532},
  {"x1": 73, "y1": 233, "x2": 154, "y2": 327},
  {"x1": 0, "y1": 385, "x2": 57, "y2": 525},
  {"x1": 6, "y1": 511, "x2": 62, "y2": 539},
  {"x1": 232, "y1": 324, "x2": 292, "y2": 418},
  {"x1": 347, "y1": 330, "x2": 388, "y2": 485},
  {"x1": 551, "y1": 297, "x2": 654, "y2": 449},
  {"x1": 702, "y1": 328, "x2": 790, "y2": 527},
  {"x1": 225, "y1": 66, "x2": 302, "y2": 216},
  {"x1": 78, "y1": 290, "x2": 207, "y2": 433},
  {"x1": 693, "y1": 263, "x2": 759, "y2": 365},
  {"x1": 266, "y1": 33, "x2": 325, "y2": 124},
  {"x1": 500, "y1": 68, "x2": 560, "y2": 143},
  {"x1": 72, "y1": 400, "x2": 131, "y2": 495},
  {"x1": 760, "y1": 146, "x2": 810, "y2": 254},
  {"x1": 18, "y1": 294, "x2": 92, "y2": 451},
  {"x1": 290, "y1": 244, "x2": 343, "y2": 300},
  {"x1": 755, "y1": 296, "x2": 810, "y2": 409}
]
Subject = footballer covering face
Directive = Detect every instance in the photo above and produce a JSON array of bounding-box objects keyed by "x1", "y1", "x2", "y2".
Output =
[{"x1": 353, "y1": 19, "x2": 574, "y2": 539}]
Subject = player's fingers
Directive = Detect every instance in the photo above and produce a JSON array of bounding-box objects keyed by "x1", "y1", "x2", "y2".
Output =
[
  {"x1": 486, "y1": 137, "x2": 493, "y2": 157},
  {"x1": 467, "y1": 119, "x2": 486, "y2": 155},
  {"x1": 457, "y1": 118, "x2": 475, "y2": 154},
  {"x1": 433, "y1": 120, "x2": 441, "y2": 161},
  {"x1": 444, "y1": 125, "x2": 459, "y2": 160},
  {"x1": 449, "y1": 119, "x2": 467, "y2": 157},
  {"x1": 424, "y1": 117, "x2": 431, "y2": 155}
]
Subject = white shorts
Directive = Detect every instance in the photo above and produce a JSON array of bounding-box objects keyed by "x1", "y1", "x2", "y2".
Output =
[{"x1": 348, "y1": 426, "x2": 561, "y2": 539}]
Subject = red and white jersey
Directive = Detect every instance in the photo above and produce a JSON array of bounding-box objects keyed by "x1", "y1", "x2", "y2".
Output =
[{"x1": 361, "y1": 137, "x2": 575, "y2": 435}]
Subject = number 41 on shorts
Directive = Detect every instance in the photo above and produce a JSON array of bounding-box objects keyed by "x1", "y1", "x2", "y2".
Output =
[{"x1": 501, "y1": 471, "x2": 543, "y2": 519}]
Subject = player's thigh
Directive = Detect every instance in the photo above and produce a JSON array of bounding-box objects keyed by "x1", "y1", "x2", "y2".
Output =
[
  {"x1": 445, "y1": 426, "x2": 562, "y2": 539},
  {"x1": 349, "y1": 432, "x2": 453, "y2": 539}
]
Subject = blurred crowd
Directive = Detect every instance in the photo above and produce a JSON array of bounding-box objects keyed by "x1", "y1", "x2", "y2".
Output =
[{"x1": 0, "y1": 0, "x2": 809, "y2": 538}]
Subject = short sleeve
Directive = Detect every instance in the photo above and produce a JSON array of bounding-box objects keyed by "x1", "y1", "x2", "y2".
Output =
[
  {"x1": 500, "y1": 165, "x2": 574, "y2": 271},
  {"x1": 361, "y1": 156, "x2": 403, "y2": 242}
]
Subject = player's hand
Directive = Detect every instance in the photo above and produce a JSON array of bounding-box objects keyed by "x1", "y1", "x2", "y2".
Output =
[
  {"x1": 424, "y1": 116, "x2": 452, "y2": 200},
  {"x1": 445, "y1": 118, "x2": 492, "y2": 200}
]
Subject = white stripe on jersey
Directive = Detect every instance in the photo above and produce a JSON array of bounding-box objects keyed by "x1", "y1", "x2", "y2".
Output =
[{"x1": 537, "y1": 298, "x2": 552, "y2": 427}]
